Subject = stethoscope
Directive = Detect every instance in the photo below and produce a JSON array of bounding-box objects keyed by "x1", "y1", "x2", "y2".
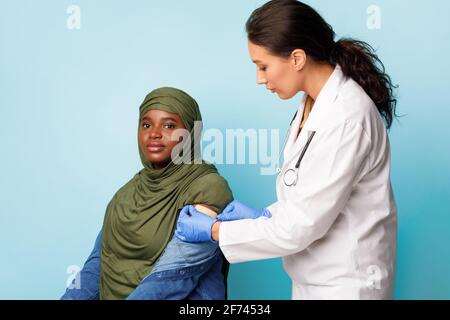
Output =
[{"x1": 276, "y1": 111, "x2": 316, "y2": 187}]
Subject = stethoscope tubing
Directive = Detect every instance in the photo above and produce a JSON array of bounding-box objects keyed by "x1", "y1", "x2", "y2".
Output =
[{"x1": 278, "y1": 111, "x2": 316, "y2": 186}]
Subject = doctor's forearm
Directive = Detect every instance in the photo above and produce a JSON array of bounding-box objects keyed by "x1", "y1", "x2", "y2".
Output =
[{"x1": 212, "y1": 221, "x2": 221, "y2": 241}]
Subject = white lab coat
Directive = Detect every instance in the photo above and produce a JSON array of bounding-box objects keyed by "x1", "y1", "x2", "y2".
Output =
[{"x1": 219, "y1": 65, "x2": 397, "y2": 300}]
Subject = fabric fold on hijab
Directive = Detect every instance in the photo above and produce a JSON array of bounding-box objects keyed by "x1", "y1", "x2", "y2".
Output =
[{"x1": 99, "y1": 87, "x2": 233, "y2": 300}]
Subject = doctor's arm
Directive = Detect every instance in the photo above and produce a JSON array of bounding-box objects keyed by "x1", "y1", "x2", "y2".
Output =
[{"x1": 218, "y1": 120, "x2": 371, "y2": 263}]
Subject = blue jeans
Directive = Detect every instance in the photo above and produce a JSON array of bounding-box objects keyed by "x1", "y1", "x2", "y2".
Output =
[{"x1": 61, "y1": 231, "x2": 226, "y2": 300}]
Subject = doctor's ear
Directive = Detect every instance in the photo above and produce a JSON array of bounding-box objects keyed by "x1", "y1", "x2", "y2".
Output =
[{"x1": 291, "y1": 49, "x2": 306, "y2": 71}]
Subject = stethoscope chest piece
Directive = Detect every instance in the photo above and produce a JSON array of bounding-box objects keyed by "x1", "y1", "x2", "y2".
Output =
[
  {"x1": 283, "y1": 168, "x2": 298, "y2": 187},
  {"x1": 276, "y1": 109, "x2": 316, "y2": 188},
  {"x1": 281, "y1": 130, "x2": 316, "y2": 187}
]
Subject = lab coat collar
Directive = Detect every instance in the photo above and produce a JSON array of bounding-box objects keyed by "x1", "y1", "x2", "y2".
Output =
[
  {"x1": 302, "y1": 64, "x2": 347, "y2": 131},
  {"x1": 283, "y1": 64, "x2": 347, "y2": 162}
]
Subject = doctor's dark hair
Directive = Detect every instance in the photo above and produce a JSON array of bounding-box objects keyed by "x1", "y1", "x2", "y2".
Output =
[{"x1": 246, "y1": 0, "x2": 398, "y2": 129}]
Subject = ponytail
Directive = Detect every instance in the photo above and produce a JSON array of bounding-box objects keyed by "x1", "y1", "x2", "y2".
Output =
[
  {"x1": 246, "y1": 0, "x2": 398, "y2": 129},
  {"x1": 331, "y1": 39, "x2": 398, "y2": 129}
]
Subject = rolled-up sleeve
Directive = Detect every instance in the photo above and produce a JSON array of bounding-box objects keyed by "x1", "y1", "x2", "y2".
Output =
[{"x1": 220, "y1": 120, "x2": 371, "y2": 263}]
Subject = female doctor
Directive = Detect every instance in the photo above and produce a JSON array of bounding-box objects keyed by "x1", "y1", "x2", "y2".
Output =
[{"x1": 176, "y1": 0, "x2": 398, "y2": 300}]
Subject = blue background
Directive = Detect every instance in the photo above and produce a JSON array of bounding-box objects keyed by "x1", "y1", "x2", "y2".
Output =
[{"x1": 1, "y1": 0, "x2": 449, "y2": 299}]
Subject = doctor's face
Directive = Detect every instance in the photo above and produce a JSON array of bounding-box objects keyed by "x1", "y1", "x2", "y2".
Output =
[{"x1": 248, "y1": 40, "x2": 301, "y2": 100}]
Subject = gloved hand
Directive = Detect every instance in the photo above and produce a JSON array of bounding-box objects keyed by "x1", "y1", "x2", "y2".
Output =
[
  {"x1": 175, "y1": 205, "x2": 217, "y2": 243},
  {"x1": 217, "y1": 200, "x2": 272, "y2": 222}
]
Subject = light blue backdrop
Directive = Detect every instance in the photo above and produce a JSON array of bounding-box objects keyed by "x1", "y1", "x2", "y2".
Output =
[{"x1": 1, "y1": 0, "x2": 449, "y2": 299}]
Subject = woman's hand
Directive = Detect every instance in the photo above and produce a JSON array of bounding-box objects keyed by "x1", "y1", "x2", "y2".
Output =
[
  {"x1": 217, "y1": 200, "x2": 272, "y2": 222},
  {"x1": 175, "y1": 205, "x2": 218, "y2": 243}
]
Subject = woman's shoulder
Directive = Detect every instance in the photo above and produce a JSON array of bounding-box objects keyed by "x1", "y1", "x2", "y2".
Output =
[
  {"x1": 333, "y1": 79, "x2": 386, "y2": 137},
  {"x1": 338, "y1": 79, "x2": 376, "y2": 115},
  {"x1": 191, "y1": 172, "x2": 232, "y2": 193},
  {"x1": 186, "y1": 172, "x2": 234, "y2": 212}
]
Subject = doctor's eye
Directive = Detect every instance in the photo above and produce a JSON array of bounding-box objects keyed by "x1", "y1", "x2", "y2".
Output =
[
  {"x1": 142, "y1": 123, "x2": 151, "y2": 129},
  {"x1": 258, "y1": 66, "x2": 267, "y2": 72}
]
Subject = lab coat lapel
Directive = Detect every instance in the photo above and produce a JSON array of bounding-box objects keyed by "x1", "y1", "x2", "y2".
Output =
[
  {"x1": 283, "y1": 65, "x2": 347, "y2": 166},
  {"x1": 284, "y1": 94, "x2": 306, "y2": 160}
]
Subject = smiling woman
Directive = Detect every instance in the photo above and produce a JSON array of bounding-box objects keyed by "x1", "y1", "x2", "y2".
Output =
[
  {"x1": 61, "y1": 87, "x2": 234, "y2": 300},
  {"x1": 139, "y1": 110, "x2": 185, "y2": 169}
]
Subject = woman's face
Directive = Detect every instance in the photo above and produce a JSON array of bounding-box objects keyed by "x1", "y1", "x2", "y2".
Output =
[
  {"x1": 139, "y1": 109, "x2": 186, "y2": 169},
  {"x1": 248, "y1": 40, "x2": 301, "y2": 100}
]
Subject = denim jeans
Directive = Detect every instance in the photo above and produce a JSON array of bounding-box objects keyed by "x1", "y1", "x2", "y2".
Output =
[{"x1": 61, "y1": 230, "x2": 226, "y2": 300}]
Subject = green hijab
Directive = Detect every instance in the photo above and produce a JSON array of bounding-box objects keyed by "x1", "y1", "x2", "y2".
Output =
[{"x1": 99, "y1": 87, "x2": 233, "y2": 300}]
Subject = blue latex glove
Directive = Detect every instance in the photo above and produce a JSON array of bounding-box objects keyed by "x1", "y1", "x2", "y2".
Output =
[
  {"x1": 175, "y1": 205, "x2": 217, "y2": 243},
  {"x1": 217, "y1": 200, "x2": 272, "y2": 222}
]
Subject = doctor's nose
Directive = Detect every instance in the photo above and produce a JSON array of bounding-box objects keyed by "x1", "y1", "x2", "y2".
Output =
[
  {"x1": 257, "y1": 78, "x2": 267, "y2": 85},
  {"x1": 256, "y1": 71, "x2": 267, "y2": 85}
]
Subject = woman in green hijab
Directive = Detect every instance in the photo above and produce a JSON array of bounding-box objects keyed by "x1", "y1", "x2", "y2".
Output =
[{"x1": 61, "y1": 87, "x2": 233, "y2": 300}]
